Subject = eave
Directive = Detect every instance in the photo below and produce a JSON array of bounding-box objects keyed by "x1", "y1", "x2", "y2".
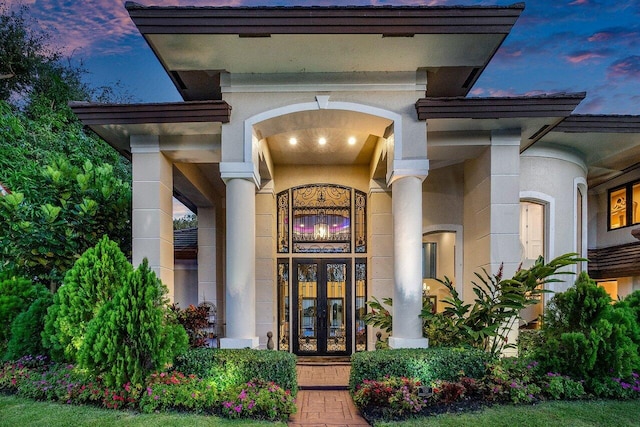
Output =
[
  {"x1": 125, "y1": 2, "x2": 524, "y2": 36},
  {"x1": 70, "y1": 100, "x2": 231, "y2": 125},
  {"x1": 415, "y1": 93, "x2": 585, "y2": 120},
  {"x1": 588, "y1": 241, "x2": 640, "y2": 280}
]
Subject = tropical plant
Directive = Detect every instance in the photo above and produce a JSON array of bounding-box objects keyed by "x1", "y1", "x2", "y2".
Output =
[
  {"x1": 78, "y1": 258, "x2": 188, "y2": 388},
  {"x1": 362, "y1": 296, "x2": 393, "y2": 333},
  {"x1": 420, "y1": 253, "x2": 582, "y2": 356}
]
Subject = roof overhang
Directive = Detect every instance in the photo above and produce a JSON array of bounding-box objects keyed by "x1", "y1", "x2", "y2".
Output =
[
  {"x1": 124, "y1": 2, "x2": 524, "y2": 100},
  {"x1": 415, "y1": 93, "x2": 586, "y2": 169},
  {"x1": 536, "y1": 115, "x2": 640, "y2": 187},
  {"x1": 70, "y1": 101, "x2": 230, "y2": 158}
]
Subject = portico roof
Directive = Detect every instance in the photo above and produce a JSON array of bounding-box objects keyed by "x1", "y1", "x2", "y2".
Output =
[
  {"x1": 124, "y1": 2, "x2": 525, "y2": 100},
  {"x1": 70, "y1": 100, "x2": 230, "y2": 159}
]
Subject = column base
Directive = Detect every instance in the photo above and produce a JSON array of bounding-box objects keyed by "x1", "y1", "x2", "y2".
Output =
[
  {"x1": 388, "y1": 336, "x2": 429, "y2": 349},
  {"x1": 219, "y1": 337, "x2": 260, "y2": 349}
]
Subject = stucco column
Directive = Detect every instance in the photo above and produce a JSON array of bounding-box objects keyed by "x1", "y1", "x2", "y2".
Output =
[
  {"x1": 219, "y1": 176, "x2": 259, "y2": 349},
  {"x1": 197, "y1": 207, "x2": 217, "y2": 307},
  {"x1": 389, "y1": 175, "x2": 429, "y2": 349},
  {"x1": 130, "y1": 135, "x2": 174, "y2": 301}
]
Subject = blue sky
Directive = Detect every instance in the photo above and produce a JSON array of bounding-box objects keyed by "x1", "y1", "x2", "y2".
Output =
[{"x1": 10, "y1": 0, "x2": 640, "y2": 114}]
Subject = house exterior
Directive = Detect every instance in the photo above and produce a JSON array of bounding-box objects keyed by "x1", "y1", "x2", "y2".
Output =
[{"x1": 71, "y1": 2, "x2": 640, "y2": 355}]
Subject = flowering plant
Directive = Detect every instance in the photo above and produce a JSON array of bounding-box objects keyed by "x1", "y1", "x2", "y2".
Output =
[
  {"x1": 138, "y1": 371, "x2": 219, "y2": 414},
  {"x1": 221, "y1": 379, "x2": 296, "y2": 421},
  {"x1": 353, "y1": 376, "x2": 428, "y2": 419}
]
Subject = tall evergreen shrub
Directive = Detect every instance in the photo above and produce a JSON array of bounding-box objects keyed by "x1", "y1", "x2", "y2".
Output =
[
  {"x1": 535, "y1": 272, "x2": 640, "y2": 385},
  {"x1": 42, "y1": 235, "x2": 132, "y2": 362},
  {"x1": 79, "y1": 259, "x2": 188, "y2": 387}
]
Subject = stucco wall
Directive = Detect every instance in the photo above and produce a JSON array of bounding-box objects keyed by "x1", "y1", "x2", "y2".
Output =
[
  {"x1": 174, "y1": 259, "x2": 198, "y2": 308},
  {"x1": 520, "y1": 147, "x2": 587, "y2": 293}
]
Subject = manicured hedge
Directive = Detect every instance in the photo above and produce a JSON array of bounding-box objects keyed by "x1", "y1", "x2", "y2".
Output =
[
  {"x1": 173, "y1": 348, "x2": 298, "y2": 395},
  {"x1": 349, "y1": 347, "x2": 493, "y2": 392}
]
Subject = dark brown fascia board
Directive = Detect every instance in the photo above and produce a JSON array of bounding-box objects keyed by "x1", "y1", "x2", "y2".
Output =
[
  {"x1": 588, "y1": 241, "x2": 640, "y2": 280},
  {"x1": 69, "y1": 100, "x2": 231, "y2": 125},
  {"x1": 553, "y1": 114, "x2": 640, "y2": 133},
  {"x1": 125, "y1": 2, "x2": 524, "y2": 35},
  {"x1": 415, "y1": 93, "x2": 586, "y2": 120}
]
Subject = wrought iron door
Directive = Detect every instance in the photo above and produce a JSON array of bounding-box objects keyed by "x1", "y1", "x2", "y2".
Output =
[{"x1": 292, "y1": 259, "x2": 351, "y2": 355}]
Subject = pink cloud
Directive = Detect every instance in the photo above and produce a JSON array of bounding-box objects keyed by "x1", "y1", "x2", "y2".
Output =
[
  {"x1": 607, "y1": 56, "x2": 640, "y2": 80},
  {"x1": 569, "y1": 0, "x2": 589, "y2": 5},
  {"x1": 565, "y1": 51, "x2": 606, "y2": 64},
  {"x1": 588, "y1": 32, "x2": 615, "y2": 42},
  {"x1": 469, "y1": 88, "x2": 485, "y2": 96}
]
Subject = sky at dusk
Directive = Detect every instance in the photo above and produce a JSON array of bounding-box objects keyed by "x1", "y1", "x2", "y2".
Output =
[{"x1": 7, "y1": 0, "x2": 640, "y2": 114}]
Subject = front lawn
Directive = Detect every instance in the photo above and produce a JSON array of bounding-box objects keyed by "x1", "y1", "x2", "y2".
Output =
[
  {"x1": 0, "y1": 395, "x2": 286, "y2": 427},
  {"x1": 376, "y1": 400, "x2": 640, "y2": 427}
]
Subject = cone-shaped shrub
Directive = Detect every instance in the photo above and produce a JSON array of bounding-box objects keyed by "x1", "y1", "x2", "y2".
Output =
[
  {"x1": 43, "y1": 236, "x2": 132, "y2": 362},
  {"x1": 79, "y1": 258, "x2": 188, "y2": 388}
]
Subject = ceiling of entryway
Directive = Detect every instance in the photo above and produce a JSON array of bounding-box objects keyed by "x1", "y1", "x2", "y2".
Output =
[{"x1": 255, "y1": 109, "x2": 393, "y2": 166}]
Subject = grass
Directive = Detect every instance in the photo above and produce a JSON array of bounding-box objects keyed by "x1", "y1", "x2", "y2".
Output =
[
  {"x1": 376, "y1": 400, "x2": 640, "y2": 427},
  {"x1": 0, "y1": 395, "x2": 286, "y2": 427}
]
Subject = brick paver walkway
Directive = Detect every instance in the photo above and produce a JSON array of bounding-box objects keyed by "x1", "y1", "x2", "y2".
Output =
[{"x1": 289, "y1": 364, "x2": 370, "y2": 427}]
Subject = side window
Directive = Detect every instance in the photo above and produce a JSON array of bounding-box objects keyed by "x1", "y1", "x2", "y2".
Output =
[
  {"x1": 608, "y1": 181, "x2": 640, "y2": 230},
  {"x1": 520, "y1": 201, "x2": 545, "y2": 268}
]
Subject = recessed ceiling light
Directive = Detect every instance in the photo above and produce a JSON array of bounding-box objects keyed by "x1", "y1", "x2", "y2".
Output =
[
  {"x1": 348, "y1": 137, "x2": 356, "y2": 145},
  {"x1": 318, "y1": 137, "x2": 327, "y2": 145},
  {"x1": 289, "y1": 137, "x2": 297, "y2": 145}
]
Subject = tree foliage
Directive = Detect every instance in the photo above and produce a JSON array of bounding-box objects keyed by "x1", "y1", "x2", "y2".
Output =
[
  {"x1": 0, "y1": 159, "x2": 131, "y2": 288},
  {"x1": 79, "y1": 259, "x2": 188, "y2": 388},
  {"x1": 42, "y1": 236, "x2": 133, "y2": 362},
  {"x1": 0, "y1": 3, "x2": 132, "y2": 288}
]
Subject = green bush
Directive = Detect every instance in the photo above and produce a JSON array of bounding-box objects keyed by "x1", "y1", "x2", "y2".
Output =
[
  {"x1": 4, "y1": 292, "x2": 53, "y2": 360},
  {"x1": 0, "y1": 272, "x2": 50, "y2": 355},
  {"x1": 349, "y1": 347, "x2": 492, "y2": 393},
  {"x1": 535, "y1": 272, "x2": 640, "y2": 389},
  {"x1": 78, "y1": 258, "x2": 188, "y2": 388},
  {"x1": 43, "y1": 236, "x2": 133, "y2": 362},
  {"x1": 174, "y1": 348, "x2": 298, "y2": 395}
]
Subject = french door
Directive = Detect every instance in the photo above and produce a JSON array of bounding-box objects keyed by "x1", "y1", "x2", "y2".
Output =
[{"x1": 292, "y1": 259, "x2": 351, "y2": 356}]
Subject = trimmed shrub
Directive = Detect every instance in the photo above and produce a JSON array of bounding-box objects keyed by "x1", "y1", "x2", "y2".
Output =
[
  {"x1": 349, "y1": 347, "x2": 492, "y2": 392},
  {"x1": 78, "y1": 259, "x2": 188, "y2": 388},
  {"x1": 0, "y1": 272, "x2": 50, "y2": 355},
  {"x1": 43, "y1": 236, "x2": 133, "y2": 362},
  {"x1": 174, "y1": 348, "x2": 298, "y2": 395},
  {"x1": 4, "y1": 292, "x2": 53, "y2": 360}
]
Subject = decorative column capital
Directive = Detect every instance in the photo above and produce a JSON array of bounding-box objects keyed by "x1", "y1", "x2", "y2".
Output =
[
  {"x1": 219, "y1": 161, "x2": 260, "y2": 188},
  {"x1": 387, "y1": 158, "x2": 430, "y2": 186}
]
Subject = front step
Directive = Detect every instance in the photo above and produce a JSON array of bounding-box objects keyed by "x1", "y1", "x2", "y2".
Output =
[{"x1": 296, "y1": 356, "x2": 351, "y2": 366}]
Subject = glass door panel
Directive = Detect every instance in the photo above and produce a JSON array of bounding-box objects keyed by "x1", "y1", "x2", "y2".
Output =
[
  {"x1": 293, "y1": 259, "x2": 351, "y2": 356},
  {"x1": 297, "y1": 262, "x2": 318, "y2": 353},
  {"x1": 326, "y1": 263, "x2": 346, "y2": 353}
]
